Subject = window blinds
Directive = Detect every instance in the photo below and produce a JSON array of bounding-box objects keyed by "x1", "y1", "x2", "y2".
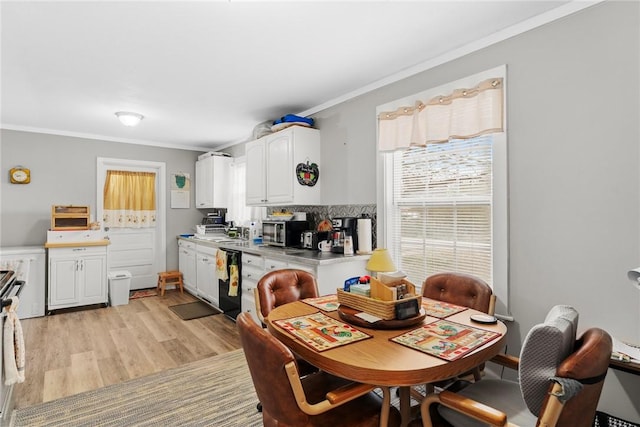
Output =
[{"x1": 390, "y1": 136, "x2": 493, "y2": 286}]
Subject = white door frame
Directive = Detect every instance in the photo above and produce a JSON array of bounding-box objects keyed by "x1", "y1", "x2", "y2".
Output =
[{"x1": 96, "y1": 157, "x2": 167, "y2": 279}]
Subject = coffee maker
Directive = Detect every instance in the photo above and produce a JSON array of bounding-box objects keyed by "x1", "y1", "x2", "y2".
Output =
[{"x1": 330, "y1": 217, "x2": 358, "y2": 254}]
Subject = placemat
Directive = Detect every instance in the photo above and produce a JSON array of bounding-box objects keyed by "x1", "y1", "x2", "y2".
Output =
[
  {"x1": 302, "y1": 294, "x2": 339, "y2": 312},
  {"x1": 274, "y1": 312, "x2": 371, "y2": 352},
  {"x1": 391, "y1": 319, "x2": 502, "y2": 361},
  {"x1": 421, "y1": 297, "x2": 468, "y2": 318}
]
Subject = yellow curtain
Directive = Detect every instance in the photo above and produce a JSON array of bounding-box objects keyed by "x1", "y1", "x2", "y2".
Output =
[
  {"x1": 378, "y1": 77, "x2": 504, "y2": 150},
  {"x1": 103, "y1": 171, "x2": 157, "y2": 228}
]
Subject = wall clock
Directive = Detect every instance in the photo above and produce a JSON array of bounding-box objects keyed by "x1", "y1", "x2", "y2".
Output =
[{"x1": 9, "y1": 166, "x2": 31, "y2": 184}]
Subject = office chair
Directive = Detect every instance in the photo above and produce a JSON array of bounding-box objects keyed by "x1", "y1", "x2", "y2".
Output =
[
  {"x1": 237, "y1": 312, "x2": 402, "y2": 427},
  {"x1": 416, "y1": 307, "x2": 611, "y2": 427}
]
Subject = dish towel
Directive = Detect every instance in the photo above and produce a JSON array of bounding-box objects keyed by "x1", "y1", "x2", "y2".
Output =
[
  {"x1": 229, "y1": 261, "x2": 239, "y2": 297},
  {"x1": 216, "y1": 249, "x2": 228, "y2": 281},
  {"x1": 4, "y1": 296, "x2": 25, "y2": 385}
]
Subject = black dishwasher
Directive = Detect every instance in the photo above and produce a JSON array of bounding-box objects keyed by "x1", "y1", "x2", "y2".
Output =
[{"x1": 218, "y1": 249, "x2": 242, "y2": 321}]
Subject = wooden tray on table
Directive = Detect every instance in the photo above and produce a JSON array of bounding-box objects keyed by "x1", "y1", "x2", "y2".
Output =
[{"x1": 337, "y1": 305, "x2": 426, "y2": 330}]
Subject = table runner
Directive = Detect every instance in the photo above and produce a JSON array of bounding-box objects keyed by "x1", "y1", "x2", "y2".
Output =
[
  {"x1": 303, "y1": 294, "x2": 339, "y2": 312},
  {"x1": 274, "y1": 312, "x2": 371, "y2": 352},
  {"x1": 391, "y1": 319, "x2": 502, "y2": 361},
  {"x1": 421, "y1": 298, "x2": 468, "y2": 318}
]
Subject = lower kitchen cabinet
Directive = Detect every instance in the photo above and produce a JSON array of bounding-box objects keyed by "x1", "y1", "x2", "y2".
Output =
[
  {"x1": 47, "y1": 244, "x2": 108, "y2": 311},
  {"x1": 178, "y1": 240, "x2": 197, "y2": 294},
  {"x1": 238, "y1": 251, "x2": 368, "y2": 318},
  {"x1": 240, "y1": 253, "x2": 263, "y2": 325},
  {"x1": 291, "y1": 259, "x2": 368, "y2": 296},
  {"x1": 196, "y1": 245, "x2": 219, "y2": 307},
  {"x1": 178, "y1": 240, "x2": 220, "y2": 307}
]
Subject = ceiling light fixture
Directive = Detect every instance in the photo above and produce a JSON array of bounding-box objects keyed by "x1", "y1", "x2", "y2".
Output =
[{"x1": 115, "y1": 111, "x2": 144, "y2": 127}]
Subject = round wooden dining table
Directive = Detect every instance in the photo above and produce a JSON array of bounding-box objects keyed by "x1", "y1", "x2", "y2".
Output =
[{"x1": 266, "y1": 299, "x2": 508, "y2": 427}]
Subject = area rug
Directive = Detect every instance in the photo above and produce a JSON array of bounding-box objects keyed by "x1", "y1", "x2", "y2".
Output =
[
  {"x1": 12, "y1": 349, "x2": 263, "y2": 427},
  {"x1": 169, "y1": 300, "x2": 222, "y2": 320},
  {"x1": 129, "y1": 289, "x2": 157, "y2": 299}
]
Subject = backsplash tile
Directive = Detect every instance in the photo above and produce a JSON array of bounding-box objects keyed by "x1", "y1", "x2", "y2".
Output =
[{"x1": 268, "y1": 204, "x2": 377, "y2": 249}]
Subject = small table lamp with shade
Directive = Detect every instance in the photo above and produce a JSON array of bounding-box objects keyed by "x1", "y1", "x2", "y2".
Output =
[{"x1": 366, "y1": 248, "x2": 397, "y2": 278}]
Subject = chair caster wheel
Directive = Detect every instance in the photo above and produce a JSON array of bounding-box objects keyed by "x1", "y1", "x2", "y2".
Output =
[{"x1": 257, "y1": 402, "x2": 262, "y2": 412}]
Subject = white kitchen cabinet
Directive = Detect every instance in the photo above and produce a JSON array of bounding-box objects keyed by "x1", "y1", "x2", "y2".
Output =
[
  {"x1": 240, "y1": 253, "x2": 263, "y2": 324},
  {"x1": 246, "y1": 126, "x2": 321, "y2": 206},
  {"x1": 263, "y1": 257, "x2": 288, "y2": 273},
  {"x1": 196, "y1": 245, "x2": 219, "y2": 307},
  {"x1": 178, "y1": 240, "x2": 197, "y2": 294},
  {"x1": 47, "y1": 244, "x2": 108, "y2": 311},
  {"x1": 195, "y1": 155, "x2": 231, "y2": 209},
  {"x1": 312, "y1": 259, "x2": 368, "y2": 296},
  {"x1": 0, "y1": 246, "x2": 46, "y2": 319}
]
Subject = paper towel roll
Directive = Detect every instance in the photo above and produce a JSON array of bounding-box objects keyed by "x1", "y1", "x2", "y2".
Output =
[
  {"x1": 357, "y1": 218, "x2": 372, "y2": 254},
  {"x1": 627, "y1": 268, "x2": 640, "y2": 290}
]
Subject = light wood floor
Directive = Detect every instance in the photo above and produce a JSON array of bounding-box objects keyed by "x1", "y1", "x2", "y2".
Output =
[{"x1": 13, "y1": 290, "x2": 242, "y2": 409}]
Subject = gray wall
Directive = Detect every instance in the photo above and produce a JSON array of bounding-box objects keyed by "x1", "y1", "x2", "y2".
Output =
[
  {"x1": 310, "y1": 1, "x2": 640, "y2": 421},
  {"x1": 0, "y1": 130, "x2": 204, "y2": 270},
  {"x1": 0, "y1": 0, "x2": 638, "y2": 420}
]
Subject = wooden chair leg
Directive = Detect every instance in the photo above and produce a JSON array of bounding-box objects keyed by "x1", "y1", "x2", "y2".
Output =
[{"x1": 177, "y1": 275, "x2": 184, "y2": 293}]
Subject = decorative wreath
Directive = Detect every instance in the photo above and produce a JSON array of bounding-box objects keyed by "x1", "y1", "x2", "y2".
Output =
[{"x1": 296, "y1": 161, "x2": 319, "y2": 187}]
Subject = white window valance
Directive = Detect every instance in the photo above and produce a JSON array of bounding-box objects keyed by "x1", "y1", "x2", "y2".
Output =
[{"x1": 378, "y1": 77, "x2": 504, "y2": 151}]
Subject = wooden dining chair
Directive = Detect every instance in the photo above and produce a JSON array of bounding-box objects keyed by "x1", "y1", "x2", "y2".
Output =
[
  {"x1": 253, "y1": 268, "x2": 321, "y2": 412},
  {"x1": 254, "y1": 268, "x2": 320, "y2": 326},
  {"x1": 415, "y1": 272, "x2": 496, "y2": 396},
  {"x1": 421, "y1": 272, "x2": 496, "y2": 316},
  {"x1": 416, "y1": 309, "x2": 611, "y2": 427},
  {"x1": 236, "y1": 312, "x2": 402, "y2": 427}
]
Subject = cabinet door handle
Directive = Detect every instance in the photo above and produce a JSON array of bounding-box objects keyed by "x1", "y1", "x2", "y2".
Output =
[
  {"x1": 247, "y1": 259, "x2": 252, "y2": 264},
  {"x1": 72, "y1": 248, "x2": 87, "y2": 252}
]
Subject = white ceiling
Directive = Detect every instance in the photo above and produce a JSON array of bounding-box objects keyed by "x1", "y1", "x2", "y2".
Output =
[{"x1": 1, "y1": 1, "x2": 586, "y2": 151}]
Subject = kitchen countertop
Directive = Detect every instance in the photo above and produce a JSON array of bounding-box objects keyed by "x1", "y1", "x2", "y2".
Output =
[
  {"x1": 177, "y1": 236, "x2": 370, "y2": 266},
  {"x1": 44, "y1": 239, "x2": 111, "y2": 249}
]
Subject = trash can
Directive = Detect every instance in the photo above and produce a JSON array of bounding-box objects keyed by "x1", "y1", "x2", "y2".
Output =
[{"x1": 108, "y1": 270, "x2": 132, "y2": 306}]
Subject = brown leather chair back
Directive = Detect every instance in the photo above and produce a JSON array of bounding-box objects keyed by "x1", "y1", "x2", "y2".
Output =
[
  {"x1": 422, "y1": 272, "x2": 494, "y2": 314},
  {"x1": 237, "y1": 311, "x2": 312, "y2": 426},
  {"x1": 548, "y1": 328, "x2": 612, "y2": 427},
  {"x1": 256, "y1": 269, "x2": 319, "y2": 320},
  {"x1": 238, "y1": 312, "x2": 401, "y2": 427}
]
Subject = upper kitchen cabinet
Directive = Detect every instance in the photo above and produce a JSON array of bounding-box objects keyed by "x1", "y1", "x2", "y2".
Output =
[
  {"x1": 246, "y1": 126, "x2": 321, "y2": 206},
  {"x1": 195, "y1": 154, "x2": 232, "y2": 209}
]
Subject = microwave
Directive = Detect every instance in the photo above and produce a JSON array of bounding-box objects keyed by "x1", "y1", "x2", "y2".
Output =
[{"x1": 262, "y1": 220, "x2": 308, "y2": 247}]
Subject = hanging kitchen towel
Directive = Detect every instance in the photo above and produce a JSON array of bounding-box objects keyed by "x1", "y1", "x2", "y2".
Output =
[
  {"x1": 229, "y1": 261, "x2": 239, "y2": 297},
  {"x1": 216, "y1": 249, "x2": 228, "y2": 281},
  {"x1": 4, "y1": 297, "x2": 25, "y2": 385}
]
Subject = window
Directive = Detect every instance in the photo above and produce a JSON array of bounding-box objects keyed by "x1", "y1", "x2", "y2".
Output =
[
  {"x1": 227, "y1": 156, "x2": 265, "y2": 226},
  {"x1": 378, "y1": 66, "x2": 508, "y2": 315},
  {"x1": 390, "y1": 136, "x2": 493, "y2": 284}
]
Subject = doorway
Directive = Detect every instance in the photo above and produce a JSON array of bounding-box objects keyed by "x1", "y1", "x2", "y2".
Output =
[{"x1": 96, "y1": 158, "x2": 166, "y2": 290}]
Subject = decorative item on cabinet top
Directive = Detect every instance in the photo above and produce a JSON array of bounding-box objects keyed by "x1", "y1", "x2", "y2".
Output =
[
  {"x1": 51, "y1": 205, "x2": 90, "y2": 231},
  {"x1": 197, "y1": 151, "x2": 231, "y2": 160}
]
